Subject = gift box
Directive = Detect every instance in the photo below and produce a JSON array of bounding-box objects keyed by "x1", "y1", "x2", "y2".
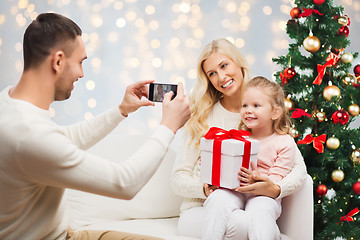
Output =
[{"x1": 200, "y1": 127, "x2": 259, "y2": 189}]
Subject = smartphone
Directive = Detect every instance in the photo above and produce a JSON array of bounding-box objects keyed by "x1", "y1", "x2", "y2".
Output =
[{"x1": 149, "y1": 83, "x2": 177, "y2": 102}]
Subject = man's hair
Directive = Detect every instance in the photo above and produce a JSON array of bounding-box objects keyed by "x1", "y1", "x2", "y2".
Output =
[{"x1": 23, "y1": 13, "x2": 82, "y2": 70}]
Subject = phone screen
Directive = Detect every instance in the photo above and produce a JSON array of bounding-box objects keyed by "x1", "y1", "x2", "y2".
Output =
[{"x1": 149, "y1": 83, "x2": 177, "y2": 102}]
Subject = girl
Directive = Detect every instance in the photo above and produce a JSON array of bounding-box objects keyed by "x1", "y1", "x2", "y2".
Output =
[
  {"x1": 171, "y1": 38, "x2": 307, "y2": 239},
  {"x1": 202, "y1": 76, "x2": 295, "y2": 240}
]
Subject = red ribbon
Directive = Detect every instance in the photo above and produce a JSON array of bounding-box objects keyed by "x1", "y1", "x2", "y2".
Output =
[
  {"x1": 297, "y1": 134, "x2": 326, "y2": 153},
  {"x1": 313, "y1": 52, "x2": 340, "y2": 85},
  {"x1": 280, "y1": 72, "x2": 288, "y2": 85},
  {"x1": 340, "y1": 207, "x2": 359, "y2": 222},
  {"x1": 299, "y1": 8, "x2": 323, "y2": 18},
  {"x1": 346, "y1": 15, "x2": 351, "y2": 26},
  {"x1": 291, "y1": 108, "x2": 311, "y2": 118},
  {"x1": 204, "y1": 127, "x2": 251, "y2": 187}
]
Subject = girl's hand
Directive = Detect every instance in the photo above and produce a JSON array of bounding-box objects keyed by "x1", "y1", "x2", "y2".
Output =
[
  {"x1": 238, "y1": 162, "x2": 259, "y2": 186},
  {"x1": 235, "y1": 162, "x2": 281, "y2": 199},
  {"x1": 203, "y1": 183, "x2": 219, "y2": 197}
]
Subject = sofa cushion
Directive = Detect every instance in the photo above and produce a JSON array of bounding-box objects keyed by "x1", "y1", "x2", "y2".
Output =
[
  {"x1": 75, "y1": 217, "x2": 199, "y2": 240},
  {"x1": 66, "y1": 134, "x2": 184, "y2": 229}
]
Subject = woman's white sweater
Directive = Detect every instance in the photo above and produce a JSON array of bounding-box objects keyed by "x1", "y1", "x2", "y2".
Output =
[{"x1": 171, "y1": 101, "x2": 307, "y2": 211}]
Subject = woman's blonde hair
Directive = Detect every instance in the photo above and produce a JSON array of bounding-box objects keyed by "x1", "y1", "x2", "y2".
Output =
[
  {"x1": 185, "y1": 38, "x2": 251, "y2": 146},
  {"x1": 239, "y1": 76, "x2": 292, "y2": 135}
]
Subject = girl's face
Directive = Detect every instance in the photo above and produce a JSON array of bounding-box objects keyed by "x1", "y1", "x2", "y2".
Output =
[
  {"x1": 240, "y1": 87, "x2": 280, "y2": 135},
  {"x1": 202, "y1": 52, "x2": 244, "y2": 98}
]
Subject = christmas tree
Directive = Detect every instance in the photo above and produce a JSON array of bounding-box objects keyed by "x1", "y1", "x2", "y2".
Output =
[{"x1": 272, "y1": 0, "x2": 360, "y2": 239}]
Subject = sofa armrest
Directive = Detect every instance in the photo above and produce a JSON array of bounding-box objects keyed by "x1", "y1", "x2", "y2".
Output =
[{"x1": 277, "y1": 174, "x2": 314, "y2": 240}]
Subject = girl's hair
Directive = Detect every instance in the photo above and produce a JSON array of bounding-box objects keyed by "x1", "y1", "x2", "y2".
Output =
[
  {"x1": 239, "y1": 76, "x2": 292, "y2": 135},
  {"x1": 185, "y1": 38, "x2": 251, "y2": 146}
]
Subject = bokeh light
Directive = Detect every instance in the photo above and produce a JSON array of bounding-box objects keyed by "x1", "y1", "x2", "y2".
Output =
[
  {"x1": 0, "y1": 15, "x2": 6, "y2": 25},
  {"x1": 116, "y1": 18, "x2": 126, "y2": 28},
  {"x1": 87, "y1": 98, "x2": 97, "y2": 108},
  {"x1": 86, "y1": 80, "x2": 96, "y2": 91},
  {"x1": 263, "y1": 6, "x2": 272, "y2": 15}
]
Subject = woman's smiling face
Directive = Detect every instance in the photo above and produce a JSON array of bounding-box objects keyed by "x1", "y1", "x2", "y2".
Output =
[{"x1": 202, "y1": 52, "x2": 244, "y2": 98}]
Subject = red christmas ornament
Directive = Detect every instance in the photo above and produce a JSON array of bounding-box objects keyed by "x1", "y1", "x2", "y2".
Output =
[
  {"x1": 314, "y1": 0, "x2": 326, "y2": 5},
  {"x1": 316, "y1": 184, "x2": 328, "y2": 197},
  {"x1": 337, "y1": 26, "x2": 349, "y2": 37},
  {"x1": 283, "y1": 67, "x2": 296, "y2": 78},
  {"x1": 332, "y1": 109, "x2": 350, "y2": 125},
  {"x1": 290, "y1": 7, "x2": 301, "y2": 18},
  {"x1": 354, "y1": 64, "x2": 360, "y2": 77},
  {"x1": 353, "y1": 181, "x2": 360, "y2": 195},
  {"x1": 280, "y1": 67, "x2": 296, "y2": 85}
]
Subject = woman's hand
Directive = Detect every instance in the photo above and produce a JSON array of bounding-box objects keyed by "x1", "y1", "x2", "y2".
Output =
[
  {"x1": 235, "y1": 162, "x2": 281, "y2": 199},
  {"x1": 203, "y1": 183, "x2": 219, "y2": 197}
]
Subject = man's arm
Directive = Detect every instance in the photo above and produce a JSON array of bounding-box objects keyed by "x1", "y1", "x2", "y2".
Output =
[
  {"x1": 19, "y1": 82, "x2": 190, "y2": 199},
  {"x1": 62, "y1": 81, "x2": 190, "y2": 149}
]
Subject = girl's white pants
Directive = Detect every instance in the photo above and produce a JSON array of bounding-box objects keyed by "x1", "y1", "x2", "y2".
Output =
[{"x1": 178, "y1": 189, "x2": 281, "y2": 240}]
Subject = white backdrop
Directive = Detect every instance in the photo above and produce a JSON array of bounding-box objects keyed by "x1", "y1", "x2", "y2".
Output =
[{"x1": 0, "y1": 0, "x2": 359, "y2": 135}]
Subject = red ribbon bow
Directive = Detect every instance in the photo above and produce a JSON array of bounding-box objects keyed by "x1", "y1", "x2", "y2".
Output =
[
  {"x1": 299, "y1": 8, "x2": 323, "y2": 18},
  {"x1": 291, "y1": 108, "x2": 312, "y2": 118},
  {"x1": 280, "y1": 72, "x2": 288, "y2": 85},
  {"x1": 297, "y1": 134, "x2": 326, "y2": 153},
  {"x1": 204, "y1": 127, "x2": 251, "y2": 187},
  {"x1": 340, "y1": 207, "x2": 359, "y2": 222},
  {"x1": 313, "y1": 52, "x2": 340, "y2": 85}
]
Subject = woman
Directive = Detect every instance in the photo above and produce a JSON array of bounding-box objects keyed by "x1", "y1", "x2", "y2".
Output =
[{"x1": 171, "y1": 38, "x2": 307, "y2": 239}]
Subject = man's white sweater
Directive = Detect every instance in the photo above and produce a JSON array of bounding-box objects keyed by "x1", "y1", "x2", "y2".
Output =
[{"x1": 0, "y1": 86, "x2": 174, "y2": 240}]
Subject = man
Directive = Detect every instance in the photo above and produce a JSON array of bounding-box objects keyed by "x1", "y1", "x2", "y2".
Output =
[{"x1": 0, "y1": 13, "x2": 190, "y2": 240}]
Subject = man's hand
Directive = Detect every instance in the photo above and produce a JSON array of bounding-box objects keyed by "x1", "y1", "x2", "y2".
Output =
[
  {"x1": 160, "y1": 82, "x2": 191, "y2": 133},
  {"x1": 118, "y1": 80, "x2": 155, "y2": 117}
]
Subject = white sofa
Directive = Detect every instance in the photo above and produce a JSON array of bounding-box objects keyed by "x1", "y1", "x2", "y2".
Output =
[{"x1": 66, "y1": 132, "x2": 314, "y2": 240}]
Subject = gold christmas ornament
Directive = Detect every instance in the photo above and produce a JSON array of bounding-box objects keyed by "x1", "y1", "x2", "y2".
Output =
[
  {"x1": 341, "y1": 52, "x2": 354, "y2": 63},
  {"x1": 331, "y1": 169, "x2": 345, "y2": 182},
  {"x1": 289, "y1": 127, "x2": 299, "y2": 138},
  {"x1": 323, "y1": 85, "x2": 341, "y2": 101},
  {"x1": 337, "y1": 16, "x2": 348, "y2": 26},
  {"x1": 348, "y1": 103, "x2": 360, "y2": 116},
  {"x1": 326, "y1": 137, "x2": 340, "y2": 150},
  {"x1": 303, "y1": 35, "x2": 321, "y2": 53},
  {"x1": 351, "y1": 149, "x2": 360, "y2": 163},
  {"x1": 315, "y1": 110, "x2": 326, "y2": 122},
  {"x1": 341, "y1": 74, "x2": 357, "y2": 85},
  {"x1": 284, "y1": 97, "x2": 294, "y2": 111}
]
